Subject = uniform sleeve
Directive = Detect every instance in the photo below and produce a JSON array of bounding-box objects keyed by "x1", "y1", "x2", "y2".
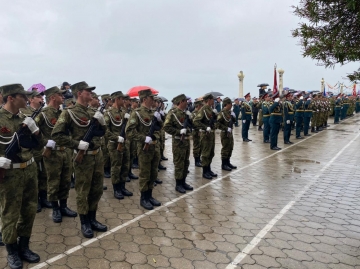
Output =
[
  {"x1": 193, "y1": 109, "x2": 207, "y2": 130},
  {"x1": 125, "y1": 111, "x2": 146, "y2": 143},
  {"x1": 216, "y1": 112, "x2": 228, "y2": 131},
  {"x1": 104, "y1": 112, "x2": 119, "y2": 142},
  {"x1": 51, "y1": 110, "x2": 80, "y2": 149},
  {"x1": 163, "y1": 111, "x2": 180, "y2": 136}
]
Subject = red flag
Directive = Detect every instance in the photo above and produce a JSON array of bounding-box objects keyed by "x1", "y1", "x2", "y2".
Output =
[
  {"x1": 353, "y1": 84, "x2": 357, "y2": 96},
  {"x1": 273, "y1": 65, "x2": 278, "y2": 95}
]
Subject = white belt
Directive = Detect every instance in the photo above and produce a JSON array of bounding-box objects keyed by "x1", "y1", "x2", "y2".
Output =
[
  {"x1": 74, "y1": 148, "x2": 101, "y2": 155},
  {"x1": 11, "y1": 157, "x2": 34, "y2": 169},
  {"x1": 44, "y1": 146, "x2": 67, "y2": 151},
  {"x1": 174, "y1": 136, "x2": 190, "y2": 139}
]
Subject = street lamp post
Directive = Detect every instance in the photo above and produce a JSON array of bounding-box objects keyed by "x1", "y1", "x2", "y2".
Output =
[{"x1": 237, "y1": 71, "x2": 245, "y2": 98}]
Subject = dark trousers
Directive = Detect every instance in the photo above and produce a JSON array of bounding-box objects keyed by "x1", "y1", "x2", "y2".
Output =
[
  {"x1": 235, "y1": 113, "x2": 240, "y2": 127},
  {"x1": 304, "y1": 117, "x2": 310, "y2": 135},
  {"x1": 334, "y1": 110, "x2": 340, "y2": 123},
  {"x1": 242, "y1": 120, "x2": 250, "y2": 139},
  {"x1": 263, "y1": 119, "x2": 270, "y2": 142},
  {"x1": 270, "y1": 122, "x2": 280, "y2": 148},
  {"x1": 341, "y1": 108, "x2": 347, "y2": 120},
  {"x1": 252, "y1": 112, "x2": 258, "y2": 126},
  {"x1": 283, "y1": 121, "x2": 292, "y2": 142},
  {"x1": 295, "y1": 116, "x2": 303, "y2": 137}
]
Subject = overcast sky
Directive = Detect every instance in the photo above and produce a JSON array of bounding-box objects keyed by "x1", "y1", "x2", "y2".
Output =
[{"x1": 0, "y1": 0, "x2": 358, "y2": 100}]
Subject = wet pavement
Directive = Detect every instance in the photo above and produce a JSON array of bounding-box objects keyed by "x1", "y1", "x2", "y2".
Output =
[{"x1": 1, "y1": 115, "x2": 360, "y2": 269}]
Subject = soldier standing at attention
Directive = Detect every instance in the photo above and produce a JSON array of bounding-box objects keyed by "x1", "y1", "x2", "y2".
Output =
[
  {"x1": 126, "y1": 89, "x2": 162, "y2": 210},
  {"x1": 193, "y1": 94, "x2": 218, "y2": 180},
  {"x1": 232, "y1": 98, "x2": 241, "y2": 127},
  {"x1": 100, "y1": 94, "x2": 112, "y2": 179},
  {"x1": 283, "y1": 92, "x2": 295, "y2": 144},
  {"x1": 20, "y1": 90, "x2": 52, "y2": 212},
  {"x1": 0, "y1": 84, "x2": 43, "y2": 268},
  {"x1": 294, "y1": 94, "x2": 305, "y2": 139},
  {"x1": 104, "y1": 91, "x2": 133, "y2": 200},
  {"x1": 216, "y1": 97, "x2": 237, "y2": 171},
  {"x1": 52, "y1": 81, "x2": 107, "y2": 238},
  {"x1": 262, "y1": 93, "x2": 271, "y2": 143},
  {"x1": 241, "y1": 92, "x2": 252, "y2": 142},
  {"x1": 257, "y1": 95, "x2": 264, "y2": 131},
  {"x1": 269, "y1": 92, "x2": 283, "y2": 150},
  {"x1": 192, "y1": 99, "x2": 203, "y2": 167},
  {"x1": 163, "y1": 94, "x2": 194, "y2": 193},
  {"x1": 36, "y1": 86, "x2": 78, "y2": 223},
  {"x1": 303, "y1": 94, "x2": 313, "y2": 136},
  {"x1": 128, "y1": 97, "x2": 140, "y2": 180}
]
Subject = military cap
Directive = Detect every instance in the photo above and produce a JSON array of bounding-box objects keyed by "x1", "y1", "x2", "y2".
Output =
[
  {"x1": 216, "y1": 96, "x2": 223, "y2": 101},
  {"x1": 194, "y1": 99, "x2": 202, "y2": 105},
  {"x1": 0, "y1": 84, "x2": 33, "y2": 98},
  {"x1": 284, "y1": 92, "x2": 292, "y2": 98},
  {"x1": 110, "y1": 91, "x2": 125, "y2": 99},
  {"x1": 64, "y1": 98, "x2": 75, "y2": 106},
  {"x1": 123, "y1": 94, "x2": 130, "y2": 100},
  {"x1": 271, "y1": 91, "x2": 279, "y2": 98},
  {"x1": 171, "y1": 94, "x2": 187, "y2": 104},
  {"x1": 71, "y1": 81, "x2": 95, "y2": 94},
  {"x1": 44, "y1": 86, "x2": 66, "y2": 98},
  {"x1": 91, "y1": 92, "x2": 99, "y2": 99},
  {"x1": 101, "y1": 94, "x2": 111, "y2": 101},
  {"x1": 244, "y1": 92, "x2": 251, "y2": 98},
  {"x1": 304, "y1": 93, "x2": 311, "y2": 99},
  {"x1": 29, "y1": 90, "x2": 45, "y2": 98},
  {"x1": 62, "y1": 82, "x2": 71, "y2": 87},
  {"x1": 262, "y1": 93, "x2": 268, "y2": 98},
  {"x1": 202, "y1": 93, "x2": 214, "y2": 101},
  {"x1": 131, "y1": 97, "x2": 140, "y2": 102},
  {"x1": 138, "y1": 89, "x2": 157, "y2": 99},
  {"x1": 222, "y1": 97, "x2": 232, "y2": 106}
]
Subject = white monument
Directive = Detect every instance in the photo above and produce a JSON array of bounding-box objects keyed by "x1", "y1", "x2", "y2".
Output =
[
  {"x1": 278, "y1": 68, "x2": 284, "y2": 94},
  {"x1": 321, "y1": 78, "x2": 325, "y2": 93},
  {"x1": 237, "y1": 71, "x2": 244, "y2": 98}
]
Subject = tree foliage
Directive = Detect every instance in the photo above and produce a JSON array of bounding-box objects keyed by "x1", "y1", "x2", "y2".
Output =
[{"x1": 292, "y1": 0, "x2": 360, "y2": 81}]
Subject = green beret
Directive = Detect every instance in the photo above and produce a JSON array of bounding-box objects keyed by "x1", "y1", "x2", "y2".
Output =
[
  {"x1": 71, "y1": 81, "x2": 96, "y2": 95},
  {"x1": 171, "y1": 94, "x2": 187, "y2": 104},
  {"x1": 0, "y1": 84, "x2": 33, "y2": 98},
  {"x1": 203, "y1": 93, "x2": 214, "y2": 101},
  {"x1": 110, "y1": 91, "x2": 125, "y2": 99},
  {"x1": 139, "y1": 89, "x2": 157, "y2": 99},
  {"x1": 44, "y1": 86, "x2": 66, "y2": 98},
  {"x1": 222, "y1": 97, "x2": 232, "y2": 106}
]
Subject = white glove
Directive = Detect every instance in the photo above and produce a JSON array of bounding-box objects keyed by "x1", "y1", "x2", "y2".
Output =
[
  {"x1": 227, "y1": 127, "x2": 232, "y2": 133},
  {"x1": 160, "y1": 110, "x2": 165, "y2": 116},
  {"x1": 286, "y1": 120, "x2": 290, "y2": 124},
  {"x1": 317, "y1": 109, "x2": 319, "y2": 112},
  {"x1": 275, "y1": 98, "x2": 280, "y2": 102},
  {"x1": 185, "y1": 110, "x2": 192, "y2": 119},
  {"x1": 94, "y1": 111, "x2": 105, "y2": 125},
  {"x1": 78, "y1": 140, "x2": 89, "y2": 151},
  {"x1": 22, "y1": 117, "x2": 39, "y2": 134},
  {"x1": 213, "y1": 109, "x2": 218, "y2": 114},
  {"x1": 0, "y1": 157, "x2": 11, "y2": 169},
  {"x1": 243, "y1": 120, "x2": 246, "y2": 123},
  {"x1": 118, "y1": 136, "x2": 124, "y2": 143},
  {"x1": 145, "y1": 136, "x2": 152, "y2": 144},
  {"x1": 300, "y1": 96, "x2": 304, "y2": 100},
  {"x1": 180, "y1": 129, "x2": 187, "y2": 135},
  {"x1": 124, "y1": 113, "x2": 130, "y2": 119},
  {"x1": 154, "y1": 111, "x2": 162, "y2": 121},
  {"x1": 308, "y1": 98, "x2": 312, "y2": 101},
  {"x1": 206, "y1": 127, "x2": 211, "y2": 132},
  {"x1": 46, "y1": 140, "x2": 56, "y2": 149},
  {"x1": 231, "y1": 111, "x2": 236, "y2": 117}
]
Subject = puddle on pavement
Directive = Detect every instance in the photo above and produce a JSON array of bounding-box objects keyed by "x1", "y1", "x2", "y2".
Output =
[{"x1": 283, "y1": 159, "x2": 321, "y2": 165}]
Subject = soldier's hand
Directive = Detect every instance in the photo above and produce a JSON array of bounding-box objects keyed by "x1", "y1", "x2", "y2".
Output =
[
  {"x1": 243, "y1": 120, "x2": 246, "y2": 123},
  {"x1": 286, "y1": 120, "x2": 290, "y2": 124},
  {"x1": 160, "y1": 110, "x2": 165, "y2": 116},
  {"x1": 124, "y1": 113, "x2": 130, "y2": 119},
  {"x1": 212, "y1": 109, "x2": 218, "y2": 115},
  {"x1": 145, "y1": 136, "x2": 152, "y2": 144},
  {"x1": 0, "y1": 157, "x2": 11, "y2": 169},
  {"x1": 300, "y1": 96, "x2": 304, "y2": 100},
  {"x1": 231, "y1": 111, "x2": 236, "y2": 117},
  {"x1": 94, "y1": 111, "x2": 105, "y2": 125},
  {"x1": 186, "y1": 110, "x2": 192, "y2": 119},
  {"x1": 78, "y1": 140, "x2": 89, "y2": 151},
  {"x1": 227, "y1": 127, "x2": 232, "y2": 133},
  {"x1": 46, "y1": 140, "x2": 56, "y2": 149},
  {"x1": 154, "y1": 111, "x2": 162, "y2": 122},
  {"x1": 206, "y1": 127, "x2": 211, "y2": 132},
  {"x1": 180, "y1": 128, "x2": 187, "y2": 135},
  {"x1": 275, "y1": 98, "x2": 280, "y2": 102},
  {"x1": 23, "y1": 117, "x2": 39, "y2": 134},
  {"x1": 118, "y1": 136, "x2": 125, "y2": 143},
  {"x1": 308, "y1": 98, "x2": 312, "y2": 101}
]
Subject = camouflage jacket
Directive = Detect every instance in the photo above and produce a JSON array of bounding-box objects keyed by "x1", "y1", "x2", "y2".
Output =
[
  {"x1": 193, "y1": 104, "x2": 216, "y2": 130},
  {"x1": 104, "y1": 106, "x2": 127, "y2": 143},
  {"x1": 216, "y1": 108, "x2": 233, "y2": 132},
  {"x1": 163, "y1": 107, "x2": 191, "y2": 137}
]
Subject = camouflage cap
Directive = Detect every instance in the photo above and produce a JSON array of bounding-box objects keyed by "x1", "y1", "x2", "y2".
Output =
[
  {"x1": 123, "y1": 94, "x2": 130, "y2": 100},
  {"x1": 202, "y1": 93, "x2": 214, "y2": 101},
  {"x1": 29, "y1": 90, "x2": 44, "y2": 98},
  {"x1": 194, "y1": 99, "x2": 202, "y2": 105},
  {"x1": 91, "y1": 92, "x2": 99, "y2": 99},
  {"x1": 131, "y1": 97, "x2": 139, "y2": 102},
  {"x1": 64, "y1": 98, "x2": 75, "y2": 106},
  {"x1": 0, "y1": 83, "x2": 33, "y2": 98},
  {"x1": 222, "y1": 97, "x2": 232, "y2": 106},
  {"x1": 70, "y1": 81, "x2": 96, "y2": 95},
  {"x1": 110, "y1": 91, "x2": 125, "y2": 99},
  {"x1": 44, "y1": 86, "x2": 66, "y2": 98},
  {"x1": 101, "y1": 94, "x2": 111, "y2": 101},
  {"x1": 171, "y1": 94, "x2": 187, "y2": 104},
  {"x1": 138, "y1": 89, "x2": 157, "y2": 99}
]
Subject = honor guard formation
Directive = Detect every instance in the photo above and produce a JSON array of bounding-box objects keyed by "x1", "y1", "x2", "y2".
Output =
[{"x1": 0, "y1": 81, "x2": 359, "y2": 269}]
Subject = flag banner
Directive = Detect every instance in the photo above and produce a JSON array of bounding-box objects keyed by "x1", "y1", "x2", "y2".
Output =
[{"x1": 273, "y1": 65, "x2": 278, "y2": 95}]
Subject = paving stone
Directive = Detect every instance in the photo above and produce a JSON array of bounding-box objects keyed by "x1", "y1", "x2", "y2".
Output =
[
  {"x1": 283, "y1": 249, "x2": 313, "y2": 262},
  {"x1": 251, "y1": 254, "x2": 281, "y2": 268}
]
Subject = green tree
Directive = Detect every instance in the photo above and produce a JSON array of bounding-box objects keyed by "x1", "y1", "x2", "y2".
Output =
[{"x1": 292, "y1": 0, "x2": 360, "y2": 81}]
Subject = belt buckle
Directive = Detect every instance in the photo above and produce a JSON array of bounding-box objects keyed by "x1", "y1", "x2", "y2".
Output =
[{"x1": 19, "y1": 162, "x2": 27, "y2": 169}]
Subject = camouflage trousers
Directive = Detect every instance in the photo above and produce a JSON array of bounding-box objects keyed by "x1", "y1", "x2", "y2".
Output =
[
  {"x1": 73, "y1": 150, "x2": 104, "y2": 215},
  {"x1": 108, "y1": 141, "x2": 130, "y2": 184},
  {"x1": 129, "y1": 140, "x2": 137, "y2": 166},
  {"x1": 172, "y1": 137, "x2": 190, "y2": 180},
  {"x1": 0, "y1": 162, "x2": 37, "y2": 244},
  {"x1": 43, "y1": 149, "x2": 71, "y2": 202},
  {"x1": 66, "y1": 148, "x2": 74, "y2": 177},
  {"x1": 160, "y1": 129, "x2": 165, "y2": 155},
  {"x1": 36, "y1": 159, "x2": 47, "y2": 192},
  {"x1": 192, "y1": 131, "x2": 201, "y2": 158},
  {"x1": 220, "y1": 132, "x2": 234, "y2": 159},
  {"x1": 137, "y1": 142, "x2": 160, "y2": 192},
  {"x1": 311, "y1": 112, "x2": 318, "y2": 128},
  {"x1": 101, "y1": 136, "x2": 110, "y2": 168},
  {"x1": 200, "y1": 132, "x2": 215, "y2": 167}
]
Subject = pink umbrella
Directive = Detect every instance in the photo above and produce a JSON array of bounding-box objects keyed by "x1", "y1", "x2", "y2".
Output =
[{"x1": 28, "y1": 83, "x2": 46, "y2": 92}]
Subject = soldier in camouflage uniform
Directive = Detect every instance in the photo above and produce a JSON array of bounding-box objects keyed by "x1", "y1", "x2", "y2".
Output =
[
  {"x1": 0, "y1": 84, "x2": 43, "y2": 268},
  {"x1": 192, "y1": 99, "x2": 203, "y2": 167},
  {"x1": 311, "y1": 94, "x2": 319, "y2": 133},
  {"x1": 100, "y1": 94, "x2": 112, "y2": 179},
  {"x1": 257, "y1": 95, "x2": 264, "y2": 131},
  {"x1": 128, "y1": 97, "x2": 140, "y2": 180},
  {"x1": 126, "y1": 89, "x2": 162, "y2": 210},
  {"x1": 20, "y1": 90, "x2": 52, "y2": 212},
  {"x1": 63, "y1": 98, "x2": 76, "y2": 189},
  {"x1": 104, "y1": 91, "x2": 133, "y2": 200},
  {"x1": 163, "y1": 94, "x2": 193, "y2": 193},
  {"x1": 155, "y1": 97, "x2": 167, "y2": 171},
  {"x1": 216, "y1": 97, "x2": 237, "y2": 171},
  {"x1": 193, "y1": 93, "x2": 218, "y2": 180},
  {"x1": 52, "y1": 81, "x2": 107, "y2": 238},
  {"x1": 36, "y1": 86, "x2": 78, "y2": 223}
]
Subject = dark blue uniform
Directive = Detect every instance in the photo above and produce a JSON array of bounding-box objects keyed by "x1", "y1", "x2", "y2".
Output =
[
  {"x1": 241, "y1": 101, "x2": 252, "y2": 141},
  {"x1": 295, "y1": 99, "x2": 304, "y2": 138},
  {"x1": 283, "y1": 100, "x2": 294, "y2": 143},
  {"x1": 262, "y1": 101, "x2": 271, "y2": 142},
  {"x1": 269, "y1": 101, "x2": 283, "y2": 149}
]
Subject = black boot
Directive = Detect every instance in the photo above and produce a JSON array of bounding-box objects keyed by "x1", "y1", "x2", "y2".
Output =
[
  {"x1": 175, "y1": 180, "x2": 186, "y2": 193},
  {"x1": 70, "y1": 173, "x2": 75, "y2": 189},
  {"x1": 60, "y1": 199, "x2": 78, "y2": 217},
  {"x1": 140, "y1": 192, "x2": 153, "y2": 210},
  {"x1": 132, "y1": 157, "x2": 139, "y2": 169},
  {"x1": 158, "y1": 161, "x2": 166, "y2": 170},
  {"x1": 128, "y1": 169, "x2": 139, "y2": 180},
  {"x1": 0, "y1": 232, "x2": 4, "y2": 246},
  {"x1": 88, "y1": 211, "x2": 107, "y2": 232},
  {"x1": 311, "y1": 127, "x2": 318, "y2": 133},
  {"x1": 195, "y1": 157, "x2": 202, "y2": 167},
  {"x1": 208, "y1": 165, "x2": 218, "y2": 177},
  {"x1": 161, "y1": 153, "x2": 168, "y2": 161},
  {"x1": 148, "y1": 189, "x2": 161, "y2": 206},
  {"x1": 39, "y1": 190, "x2": 52, "y2": 209},
  {"x1": 51, "y1": 201, "x2": 62, "y2": 223},
  {"x1": 79, "y1": 214, "x2": 93, "y2": 238},
  {"x1": 103, "y1": 167, "x2": 111, "y2": 178},
  {"x1": 221, "y1": 159, "x2": 232, "y2": 171},
  {"x1": 154, "y1": 178, "x2": 163, "y2": 184},
  {"x1": 202, "y1": 166, "x2": 212, "y2": 180},
  {"x1": 120, "y1": 182, "x2": 133, "y2": 196},
  {"x1": 5, "y1": 243, "x2": 22, "y2": 269},
  {"x1": 18, "y1": 236, "x2": 40, "y2": 263},
  {"x1": 37, "y1": 198, "x2": 41, "y2": 213},
  {"x1": 113, "y1": 184, "x2": 124, "y2": 200},
  {"x1": 182, "y1": 178, "x2": 193, "y2": 191},
  {"x1": 228, "y1": 159, "x2": 237, "y2": 169}
]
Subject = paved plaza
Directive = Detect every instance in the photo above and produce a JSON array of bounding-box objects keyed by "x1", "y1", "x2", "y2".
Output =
[{"x1": 1, "y1": 115, "x2": 360, "y2": 269}]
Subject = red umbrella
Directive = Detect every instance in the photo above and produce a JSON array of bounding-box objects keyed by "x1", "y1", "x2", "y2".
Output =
[{"x1": 127, "y1": 86, "x2": 159, "y2": 97}]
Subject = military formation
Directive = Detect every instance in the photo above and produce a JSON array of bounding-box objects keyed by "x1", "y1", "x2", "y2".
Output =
[{"x1": 0, "y1": 81, "x2": 358, "y2": 269}]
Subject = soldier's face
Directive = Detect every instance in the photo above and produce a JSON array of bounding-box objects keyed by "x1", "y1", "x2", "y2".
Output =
[
  {"x1": 13, "y1": 94, "x2": 28, "y2": 108},
  {"x1": 116, "y1": 97, "x2": 124, "y2": 107}
]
